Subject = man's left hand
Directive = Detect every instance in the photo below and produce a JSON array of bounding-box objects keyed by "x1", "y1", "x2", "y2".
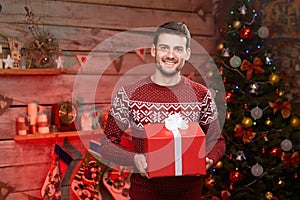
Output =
[{"x1": 206, "y1": 157, "x2": 214, "y2": 170}]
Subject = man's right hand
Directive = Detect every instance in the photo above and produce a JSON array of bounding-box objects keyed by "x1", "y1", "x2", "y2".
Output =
[{"x1": 134, "y1": 154, "x2": 149, "y2": 178}]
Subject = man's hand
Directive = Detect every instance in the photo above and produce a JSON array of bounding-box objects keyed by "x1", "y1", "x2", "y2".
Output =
[
  {"x1": 134, "y1": 154, "x2": 149, "y2": 178},
  {"x1": 206, "y1": 157, "x2": 214, "y2": 170}
]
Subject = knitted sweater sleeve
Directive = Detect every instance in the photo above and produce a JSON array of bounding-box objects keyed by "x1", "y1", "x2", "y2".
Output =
[
  {"x1": 99, "y1": 87, "x2": 135, "y2": 166},
  {"x1": 199, "y1": 91, "x2": 226, "y2": 164}
]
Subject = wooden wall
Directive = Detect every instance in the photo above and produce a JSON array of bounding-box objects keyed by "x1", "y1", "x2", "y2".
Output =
[{"x1": 0, "y1": 0, "x2": 216, "y2": 199}]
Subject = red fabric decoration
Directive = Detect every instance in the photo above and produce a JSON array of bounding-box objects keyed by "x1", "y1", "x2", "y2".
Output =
[
  {"x1": 234, "y1": 124, "x2": 257, "y2": 144},
  {"x1": 268, "y1": 98, "x2": 291, "y2": 119},
  {"x1": 281, "y1": 152, "x2": 300, "y2": 167},
  {"x1": 240, "y1": 57, "x2": 265, "y2": 79}
]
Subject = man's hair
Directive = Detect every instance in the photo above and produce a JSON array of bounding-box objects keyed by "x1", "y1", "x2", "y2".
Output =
[{"x1": 153, "y1": 22, "x2": 191, "y2": 49}]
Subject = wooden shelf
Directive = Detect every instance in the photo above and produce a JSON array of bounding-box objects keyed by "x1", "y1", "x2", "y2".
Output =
[
  {"x1": 14, "y1": 130, "x2": 103, "y2": 141},
  {"x1": 0, "y1": 68, "x2": 68, "y2": 75}
]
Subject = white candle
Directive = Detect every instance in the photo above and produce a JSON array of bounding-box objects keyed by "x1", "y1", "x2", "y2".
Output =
[
  {"x1": 37, "y1": 113, "x2": 50, "y2": 134},
  {"x1": 27, "y1": 102, "x2": 38, "y2": 125}
]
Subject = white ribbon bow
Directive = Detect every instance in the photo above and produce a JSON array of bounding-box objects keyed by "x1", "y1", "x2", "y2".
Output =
[{"x1": 164, "y1": 113, "x2": 188, "y2": 176}]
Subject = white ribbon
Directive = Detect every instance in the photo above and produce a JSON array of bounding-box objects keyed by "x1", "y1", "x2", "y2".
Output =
[{"x1": 165, "y1": 113, "x2": 188, "y2": 176}]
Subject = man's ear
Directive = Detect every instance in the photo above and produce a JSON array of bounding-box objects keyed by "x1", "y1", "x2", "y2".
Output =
[
  {"x1": 185, "y1": 47, "x2": 191, "y2": 60},
  {"x1": 150, "y1": 44, "x2": 156, "y2": 57}
]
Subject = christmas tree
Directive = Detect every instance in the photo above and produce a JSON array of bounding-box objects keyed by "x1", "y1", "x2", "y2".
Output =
[{"x1": 203, "y1": 1, "x2": 300, "y2": 199}]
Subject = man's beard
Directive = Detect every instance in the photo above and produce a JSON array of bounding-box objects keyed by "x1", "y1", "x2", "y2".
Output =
[{"x1": 156, "y1": 62, "x2": 183, "y2": 76}]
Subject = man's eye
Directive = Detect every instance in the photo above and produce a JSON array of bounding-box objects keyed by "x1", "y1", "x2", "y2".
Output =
[
  {"x1": 161, "y1": 46, "x2": 168, "y2": 51},
  {"x1": 175, "y1": 47, "x2": 183, "y2": 52}
]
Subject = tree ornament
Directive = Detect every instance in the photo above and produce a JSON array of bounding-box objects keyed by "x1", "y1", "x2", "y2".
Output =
[
  {"x1": 277, "y1": 178, "x2": 285, "y2": 187},
  {"x1": 215, "y1": 161, "x2": 223, "y2": 169},
  {"x1": 3, "y1": 55, "x2": 15, "y2": 69},
  {"x1": 233, "y1": 20, "x2": 242, "y2": 29},
  {"x1": 241, "y1": 117, "x2": 253, "y2": 128},
  {"x1": 239, "y1": 5, "x2": 247, "y2": 15},
  {"x1": 290, "y1": 116, "x2": 300, "y2": 127},
  {"x1": 226, "y1": 112, "x2": 232, "y2": 119},
  {"x1": 229, "y1": 170, "x2": 243, "y2": 189},
  {"x1": 249, "y1": 83, "x2": 259, "y2": 95},
  {"x1": 234, "y1": 124, "x2": 256, "y2": 143},
  {"x1": 217, "y1": 43, "x2": 224, "y2": 51},
  {"x1": 225, "y1": 91, "x2": 235, "y2": 103},
  {"x1": 250, "y1": 106, "x2": 263, "y2": 119},
  {"x1": 244, "y1": 104, "x2": 248, "y2": 110},
  {"x1": 222, "y1": 47, "x2": 230, "y2": 57},
  {"x1": 269, "y1": 147, "x2": 282, "y2": 158},
  {"x1": 204, "y1": 176, "x2": 216, "y2": 188},
  {"x1": 268, "y1": 99, "x2": 291, "y2": 119},
  {"x1": 258, "y1": 26, "x2": 269, "y2": 38},
  {"x1": 251, "y1": 163, "x2": 263, "y2": 177},
  {"x1": 236, "y1": 150, "x2": 246, "y2": 161},
  {"x1": 262, "y1": 147, "x2": 266, "y2": 154},
  {"x1": 280, "y1": 139, "x2": 293, "y2": 151},
  {"x1": 229, "y1": 55, "x2": 241, "y2": 68},
  {"x1": 240, "y1": 27, "x2": 254, "y2": 39},
  {"x1": 295, "y1": 173, "x2": 298, "y2": 179},
  {"x1": 55, "y1": 56, "x2": 64, "y2": 69},
  {"x1": 281, "y1": 152, "x2": 300, "y2": 167},
  {"x1": 264, "y1": 52, "x2": 272, "y2": 64},
  {"x1": 240, "y1": 57, "x2": 265, "y2": 79},
  {"x1": 269, "y1": 73, "x2": 280, "y2": 84},
  {"x1": 265, "y1": 191, "x2": 273, "y2": 200},
  {"x1": 263, "y1": 134, "x2": 269, "y2": 142},
  {"x1": 278, "y1": 90, "x2": 285, "y2": 96}
]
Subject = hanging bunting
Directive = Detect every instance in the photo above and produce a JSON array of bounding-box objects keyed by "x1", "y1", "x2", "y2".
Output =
[{"x1": 135, "y1": 48, "x2": 147, "y2": 63}]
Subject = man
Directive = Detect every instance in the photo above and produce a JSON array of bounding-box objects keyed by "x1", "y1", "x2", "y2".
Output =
[{"x1": 100, "y1": 22, "x2": 225, "y2": 200}]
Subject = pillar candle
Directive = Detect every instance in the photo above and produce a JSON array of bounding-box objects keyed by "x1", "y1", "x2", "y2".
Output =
[
  {"x1": 37, "y1": 113, "x2": 50, "y2": 134},
  {"x1": 27, "y1": 102, "x2": 38, "y2": 125},
  {"x1": 16, "y1": 115, "x2": 28, "y2": 135}
]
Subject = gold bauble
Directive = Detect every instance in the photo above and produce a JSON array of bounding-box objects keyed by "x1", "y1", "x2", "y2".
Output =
[
  {"x1": 242, "y1": 117, "x2": 253, "y2": 128},
  {"x1": 265, "y1": 118, "x2": 273, "y2": 127},
  {"x1": 217, "y1": 43, "x2": 224, "y2": 51},
  {"x1": 269, "y1": 73, "x2": 280, "y2": 84},
  {"x1": 265, "y1": 191, "x2": 273, "y2": 200},
  {"x1": 233, "y1": 20, "x2": 242, "y2": 29},
  {"x1": 215, "y1": 160, "x2": 223, "y2": 169},
  {"x1": 290, "y1": 116, "x2": 300, "y2": 127}
]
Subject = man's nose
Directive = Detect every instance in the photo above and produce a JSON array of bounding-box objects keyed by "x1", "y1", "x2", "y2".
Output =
[{"x1": 166, "y1": 49, "x2": 176, "y2": 57}]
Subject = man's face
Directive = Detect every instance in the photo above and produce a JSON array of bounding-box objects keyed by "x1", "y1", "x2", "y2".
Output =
[{"x1": 151, "y1": 33, "x2": 191, "y2": 76}]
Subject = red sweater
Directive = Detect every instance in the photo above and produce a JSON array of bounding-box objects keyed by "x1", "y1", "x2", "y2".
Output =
[{"x1": 100, "y1": 76, "x2": 225, "y2": 199}]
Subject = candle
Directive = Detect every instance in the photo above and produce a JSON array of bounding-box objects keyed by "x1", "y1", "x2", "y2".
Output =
[
  {"x1": 27, "y1": 102, "x2": 38, "y2": 125},
  {"x1": 16, "y1": 115, "x2": 28, "y2": 135},
  {"x1": 37, "y1": 113, "x2": 50, "y2": 134}
]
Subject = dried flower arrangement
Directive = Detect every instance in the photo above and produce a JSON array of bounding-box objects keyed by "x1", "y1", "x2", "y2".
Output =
[{"x1": 24, "y1": 6, "x2": 61, "y2": 68}]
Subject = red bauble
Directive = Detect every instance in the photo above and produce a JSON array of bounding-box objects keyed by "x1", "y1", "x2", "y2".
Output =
[
  {"x1": 229, "y1": 171, "x2": 243, "y2": 183},
  {"x1": 240, "y1": 27, "x2": 254, "y2": 39},
  {"x1": 225, "y1": 91, "x2": 235, "y2": 103},
  {"x1": 269, "y1": 147, "x2": 282, "y2": 158}
]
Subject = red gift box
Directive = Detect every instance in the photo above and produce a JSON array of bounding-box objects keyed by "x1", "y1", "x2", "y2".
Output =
[{"x1": 144, "y1": 121, "x2": 206, "y2": 178}]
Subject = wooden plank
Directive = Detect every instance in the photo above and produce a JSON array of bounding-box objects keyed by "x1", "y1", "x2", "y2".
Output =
[
  {"x1": 0, "y1": 68, "x2": 67, "y2": 75},
  {"x1": 0, "y1": 161, "x2": 50, "y2": 191},
  {"x1": 0, "y1": 139, "x2": 88, "y2": 192},
  {"x1": 0, "y1": 139, "x2": 87, "y2": 166},
  {"x1": 56, "y1": 0, "x2": 213, "y2": 13},
  {"x1": 13, "y1": 130, "x2": 103, "y2": 141},
  {"x1": 0, "y1": 0, "x2": 214, "y2": 36},
  {"x1": 0, "y1": 23, "x2": 216, "y2": 52},
  {"x1": 0, "y1": 140, "x2": 53, "y2": 166}
]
